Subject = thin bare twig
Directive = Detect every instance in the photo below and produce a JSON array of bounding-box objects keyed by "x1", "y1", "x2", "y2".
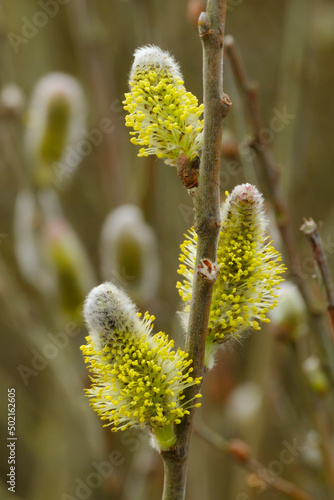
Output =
[
  {"x1": 224, "y1": 35, "x2": 296, "y2": 270},
  {"x1": 195, "y1": 423, "x2": 316, "y2": 500},
  {"x1": 160, "y1": 1, "x2": 229, "y2": 499},
  {"x1": 224, "y1": 35, "x2": 334, "y2": 375},
  {"x1": 66, "y1": 0, "x2": 123, "y2": 205},
  {"x1": 301, "y1": 218, "x2": 334, "y2": 341},
  {"x1": 291, "y1": 341, "x2": 334, "y2": 492},
  {"x1": 225, "y1": 35, "x2": 334, "y2": 494}
]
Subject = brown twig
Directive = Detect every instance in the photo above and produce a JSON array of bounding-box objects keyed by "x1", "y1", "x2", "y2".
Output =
[
  {"x1": 291, "y1": 341, "x2": 334, "y2": 493},
  {"x1": 194, "y1": 423, "x2": 316, "y2": 500},
  {"x1": 160, "y1": 1, "x2": 229, "y2": 499},
  {"x1": 224, "y1": 34, "x2": 334, "y2": 375},
  {"x1": 65, "y1": 0, "x2": 123, "y2": 205},
  {"x1": 224, "y1": 35, "x2": 295, "y2": 267},
  {"x1": 301, "y1": 218, "x2": 334, "y2": 341},
  {"x1": 225, "y1": 35, "x2": 334, "y2": 495}
]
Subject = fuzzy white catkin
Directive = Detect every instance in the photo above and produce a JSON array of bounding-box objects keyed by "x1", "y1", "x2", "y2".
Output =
[
  {"x1": 0, "y1": 83, "x2": 25, "y2": 116},
  {"x1": 130, "y1": 45, "x2": 182, "y2": 82},
  {"x1": 269, "y1": 281, "x2": 307, "y2": 338},
  {"x1": 43, "y1": 217, "x2": 96, "y2": 309},
  {"x1": 25, "y1": 72, "x2": 86, "y2": 184},
  {"x1": 83, "y1": 282, "x2": 142, "y2": 351},
  {"x1": 14, "y1": 189, "x2": 95, "y2": 306},
  {"x1": 224, "y1": 382, "x2": 263, "y2": 430},
  {"x1": 100, "y1": 205, "x2": 160, "y2": 303},
  {"x1": 301, "y1": 431, "x2": 323, "y2": 470},
  {"x1": 82, "y1": 281, "x2": 202, "y2": 441},
  {"x1": 13, "y1": 189, "x2": 61, "y2": 292}
]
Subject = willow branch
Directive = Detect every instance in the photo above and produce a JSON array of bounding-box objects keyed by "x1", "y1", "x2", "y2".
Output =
[
  {"x1": 225, "y1": 36, "x2": 334, "y2": 493},
  {"x1": 224, "y1": 35, "x2": 295, "y2": 268},
  {"x1": 301, "y1": 218, "x2": 334, "y2": 341},
  {"x1": 195, "y1": 423, "x2": 316, "y2": 500},
  {"x1": 66, "y1": 0, "x2": 123, "y2": 204},
  {"x1": 160, "y1": 1, "x2": 229, "y2": 499},
  {"x1": 224, "y1": 35, "x2": 334, "y2": 375}
]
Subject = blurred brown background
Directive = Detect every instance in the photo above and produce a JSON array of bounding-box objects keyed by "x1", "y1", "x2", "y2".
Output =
[{"x1": 0, "y1": 0, "x2": 334, "y2": 499}]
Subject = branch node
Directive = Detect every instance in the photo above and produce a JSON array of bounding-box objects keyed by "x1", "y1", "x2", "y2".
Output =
[
  {"x1": 197, "y1": 258, "x2": 220, "y2": 282},
  {"x1": 177, "y1": 154, "x2": 199, "y2": 189},
  {"x1": 198, "y1": 12, "x2": 212, "y2": 37},
  {"x1": 300, "y1": 217, "x2": 317, "y2": 235},
  {"x1": 224, "y1": 34, "x2": 235, "y2": 50},
  {"x1": 221, "y1": 93, "x2": 232, "y2": 117},
  {"x1": 227, "y1": 439, "x2": 251, "y2": 464}
]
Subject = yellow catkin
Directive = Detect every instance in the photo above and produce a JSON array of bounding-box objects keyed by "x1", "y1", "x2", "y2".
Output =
[
  {"x1": 123, "y1": 45, "x2": 203, "y2": 165},
  {"x1": 82, "y1": 283, "x2": 202, "y2": 433},
  {"x1": 176, "y1": 184, "x2": 286, "y2": 362}
]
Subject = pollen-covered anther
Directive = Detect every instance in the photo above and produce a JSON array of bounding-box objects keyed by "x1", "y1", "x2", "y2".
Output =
[
  {"x1": 197, "y1": 259, "x2": 220, "y2": 282},
  {"x1": 177, "y1": 183, "x2": 286, "y2": 368},
  {"x1": 123, "y1": 45, "x2": 204, "y2": 165},
  {"x1": 81, "y1": 282, "x2": 202, "y2": 449}
]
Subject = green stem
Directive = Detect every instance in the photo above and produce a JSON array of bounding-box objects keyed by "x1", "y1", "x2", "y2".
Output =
[
  {"x1": 153, "y1": 424, "x2": 176, "y2": 451},
  {"x1": 161, "y1": 1, "x2": 229, "y2": 499},
  {"x1": 161, "y1": 452, "x2": 188, "y2": 500}
]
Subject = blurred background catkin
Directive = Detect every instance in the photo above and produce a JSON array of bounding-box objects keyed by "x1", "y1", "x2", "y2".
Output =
[{"x1": 1, "y1": 1, "x2": 334, "y2": 499}]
